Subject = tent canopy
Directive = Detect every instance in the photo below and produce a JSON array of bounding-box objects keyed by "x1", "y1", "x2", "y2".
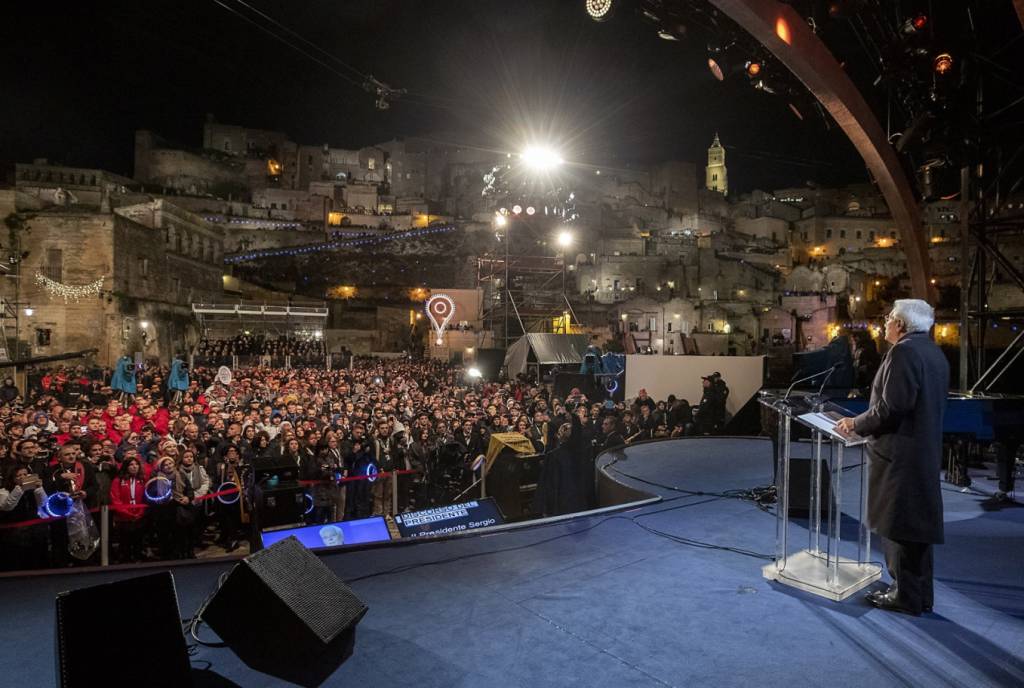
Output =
[{"x1": 504, "y1": 333, "x2": 590, "y2": 379}]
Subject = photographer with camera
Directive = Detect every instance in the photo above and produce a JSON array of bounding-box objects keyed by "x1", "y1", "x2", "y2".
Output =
[{"x1": 0, "y1": 464, "x2": 50, "y2": 570}]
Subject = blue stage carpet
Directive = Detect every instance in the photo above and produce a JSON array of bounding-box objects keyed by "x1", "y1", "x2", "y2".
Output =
[{"x1": 2, "y1": 437, "x2": 1023, "y2": 687}]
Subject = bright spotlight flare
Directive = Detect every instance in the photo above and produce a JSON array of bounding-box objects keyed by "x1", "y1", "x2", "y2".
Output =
[
  {"x1": 557, "y1": 230, "x2": 574, "y2": 248},
  {"x1": 467, "y1": 367, "x2": 483, "y2": 380},
  {"x1": 520, "y1": 145, "x2": 564, "y2": 172}
]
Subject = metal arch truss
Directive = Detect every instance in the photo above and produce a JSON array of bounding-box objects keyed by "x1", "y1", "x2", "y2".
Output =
[{"x1": 707, "y1": 0, "x2": 933, "y2": 300}]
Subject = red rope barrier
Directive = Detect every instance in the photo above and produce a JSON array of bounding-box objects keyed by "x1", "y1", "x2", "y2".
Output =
[{"x1": 0, "y1": 470, "x2": 422, "y2": 530}]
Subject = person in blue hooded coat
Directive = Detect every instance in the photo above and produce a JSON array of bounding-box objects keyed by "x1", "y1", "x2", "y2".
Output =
[
  {"x1": 111, "y1": 356, "x2": 137, "y2": 402},
  {"x1": 169, "y1": 357, "x2": 189, "y2": 404}
]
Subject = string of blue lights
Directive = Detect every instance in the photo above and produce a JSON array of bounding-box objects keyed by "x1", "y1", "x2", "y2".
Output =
[{"x1": 223, "y1": 224, "x2": 456, "y2": 264}]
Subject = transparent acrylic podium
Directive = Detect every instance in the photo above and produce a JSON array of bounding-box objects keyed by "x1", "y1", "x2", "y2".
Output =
[{"x1": 759, "y1": 392, "x2": 882, "y2": 601}]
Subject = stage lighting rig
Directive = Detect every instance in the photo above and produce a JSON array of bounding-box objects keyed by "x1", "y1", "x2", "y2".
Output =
[{"x1": 585, "y1": 0, "x2": 614, "y2": 22}]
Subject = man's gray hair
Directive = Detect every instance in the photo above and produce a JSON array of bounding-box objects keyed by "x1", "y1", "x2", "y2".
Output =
[{"x1": 891, "y1": 299, "x2": 935, "y2": 333}]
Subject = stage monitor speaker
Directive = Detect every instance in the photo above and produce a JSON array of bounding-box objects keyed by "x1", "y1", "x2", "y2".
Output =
[
  {"x1": 201, "y1": 535, "x2": 366, "y2": 685},
  {"x1": 254, "y1": 482, "x2": 306, "y2": 528},
  {"x1": 56, "y1": 572, "x2": 191, "y2": 688},
  {"x1": 787, "y1": 457, "x2": 832, "y2": 517}
]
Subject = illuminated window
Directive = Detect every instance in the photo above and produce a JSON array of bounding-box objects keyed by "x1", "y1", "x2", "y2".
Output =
[{"x1": 368, "y1": 158, "x2": 376, "y2": 170}]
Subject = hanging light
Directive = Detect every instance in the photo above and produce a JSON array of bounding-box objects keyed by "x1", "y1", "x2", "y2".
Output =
[
  {"x1": 933, "y1": 53, "x2": 954, "y2": 75},
  {"x1": 585, "y1": 0, "x2": 613, "y2": 22}
]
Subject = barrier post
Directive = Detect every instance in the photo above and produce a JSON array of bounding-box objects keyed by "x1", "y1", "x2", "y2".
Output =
[
  {"x1": 100, "y1": 505, "x2": 110, "y2": 567},
  {"x1": 480, "y1": 466, "x2": 487, "y2": 499},
  {"x1": 391, "y1": 471, "x2": 399, "y2": 515}
]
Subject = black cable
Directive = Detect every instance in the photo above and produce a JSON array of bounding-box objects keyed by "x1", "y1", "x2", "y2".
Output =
[{"x1": 344, "y1": 492, "x2": 775, "y2": 584}]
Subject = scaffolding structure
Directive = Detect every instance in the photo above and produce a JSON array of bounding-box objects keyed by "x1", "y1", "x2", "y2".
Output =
[{"x1": 477, "y1": 253, "x2": 578, "y2": 348}]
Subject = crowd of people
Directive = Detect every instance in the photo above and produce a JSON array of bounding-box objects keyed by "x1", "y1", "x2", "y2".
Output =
[
  {"x1": 0, "y1": 357, "x2": 730, "y2": 572},
  {"x1": 194, "y1": 334, "x2": 327, "y2": 362}
]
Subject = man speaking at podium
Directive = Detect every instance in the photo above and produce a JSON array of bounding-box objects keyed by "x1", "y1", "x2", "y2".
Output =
[{"x1": 835, "y1": 299, "x2": 948, "y2": 616}]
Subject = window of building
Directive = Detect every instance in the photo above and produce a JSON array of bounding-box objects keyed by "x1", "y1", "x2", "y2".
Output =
[
  {"x1": 802, "y1": 232, "x2": 808, "y2": 241},
  {"x1": 826, "y1": 229, "x2": 832, "y2": 238},
  {"x1": 270, "y1": 203, "x2": 277, "y2": 209},
  {"x1": 839, "y1": 229, "x2": 846, "y2": 238},
  {"x1": 43, "y1": 248, "x2": 62, "y2": 282},
  {"x1": 712, "y1": 174, "x2": 718, "y2": 181},
  {"x1": 648, "y1": 317, "x2": 657, "y2": 332},
  {"x1": 172, "y1": 277, "x2": 181, "y2": 297},
  {"x1": 368, "y1": 158, "x2": 376, "y2": 170},
  {"x1": 869, "y1": 230, "x2": 876, "y2": 241},
  {"x1": 856, "y1": 230, "x2": 862, "y2": 239},
  {"x1": 35, "y1": 328, "x2": 51, "y2": 347},
  {"x1": 890, "y1": 231, "x2": 896, "y2": 239},
  {"x1": 137, "y1": 257, "x2": 148, "y2": 278}
]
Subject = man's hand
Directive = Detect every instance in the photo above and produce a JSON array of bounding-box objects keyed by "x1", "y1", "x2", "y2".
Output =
[{"x1": 835, "y1": 417, "x2": 856, "y2": 436}]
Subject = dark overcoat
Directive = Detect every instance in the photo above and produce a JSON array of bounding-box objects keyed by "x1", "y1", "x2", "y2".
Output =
[{"x1": 852, "y1": 331, "x2": 949, "y2": 543}]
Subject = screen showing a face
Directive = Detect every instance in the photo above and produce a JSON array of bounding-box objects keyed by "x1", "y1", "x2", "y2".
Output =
[{"x1": 260, "y1": 516, "x2": 391, "y2": 550}]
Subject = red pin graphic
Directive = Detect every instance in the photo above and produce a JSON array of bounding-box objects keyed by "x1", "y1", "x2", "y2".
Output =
[{"x1": 425, "y1": 294, "x2": 456, "y2": 345}]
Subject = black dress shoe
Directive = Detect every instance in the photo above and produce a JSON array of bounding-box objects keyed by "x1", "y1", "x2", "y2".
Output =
[{"x1": 866, "y1": 589, "x2": 922, "y2": 616}]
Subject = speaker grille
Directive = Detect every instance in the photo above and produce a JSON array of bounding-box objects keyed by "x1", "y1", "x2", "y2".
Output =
[{"x1": 245, "y1": 536, "x2": 367, "y2": 642}]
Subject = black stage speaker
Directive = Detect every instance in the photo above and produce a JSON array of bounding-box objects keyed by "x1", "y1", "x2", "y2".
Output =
[
  {"x1": 56, "y1": 572, "x2": 191, "y2": 687},
  {"x1": 787, "y1": 458, "x2": 832, "y2": 517},
  {"x1": 251, "y1": 454, "x2": 300, "y2": 484},
  {"x1": 254, "y1": 482, "x2": 305, "y2": 528},
  {"x1": 201, "y1": 536, "x2": 366, "y2": 686}
]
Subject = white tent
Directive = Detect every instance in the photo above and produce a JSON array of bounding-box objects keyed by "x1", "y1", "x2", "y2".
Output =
[{"x1": 503, "y1": 333, "x2": 590, "y2": 379}]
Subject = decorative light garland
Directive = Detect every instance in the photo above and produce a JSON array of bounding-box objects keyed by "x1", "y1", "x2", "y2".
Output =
[{"x1": 34, "y1": 272, "x2": 105, "y2": 302}]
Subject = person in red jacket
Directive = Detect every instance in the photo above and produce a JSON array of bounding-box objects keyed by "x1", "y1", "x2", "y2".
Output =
[{"x1": 109, "y1": 457, "x2": 148, "y2": 562}]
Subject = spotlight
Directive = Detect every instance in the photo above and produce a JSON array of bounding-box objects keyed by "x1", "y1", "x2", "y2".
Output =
[
  {"x1": 557, "y1": 230, "x2": 574, "y2": 248},
  {"x1": 494, "y1": 213, "x2": 508, "y2": 228},
  {"x1": 520, "y1": 145, "x2": 564, "y2": 171},
  {"x1": 23, "y1": 307, "x2": 33, "y2": 316},
  {"x1": 512, "y1": 204, "x2": 523, "y2": 215},
  {"x1": 585, "y1": 0, "x2": 613, "y2": 22},
  {"x1": 139, "y1": 320, "x2": 150, "y2": 328},
  {"x1": 933, "y1": 53, "x2": 954, "y2": 75},
  {"x1": 526, "y1": 206, "x2": 536, "y2": 216},
  {"x1": 467, "y1": 367, "x2": 483, "y2": 379},
  {"x1": 746, "y1": 61, "x2": 762, "y2": 77}
]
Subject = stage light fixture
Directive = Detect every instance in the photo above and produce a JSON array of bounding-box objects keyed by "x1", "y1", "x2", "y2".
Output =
[
  {"x1": 933, "y1": 53, "x2": 954, "y2": 75},
  {"x1": 913, "y1": 14, "x2": 927, "y2": 30},
  {"x1": 557, "y1": 230, "x2": 574, "y2": 248},
  {"x1": 585, "y1": 0, "x2": 613, "y2": 22},
  {"x1": 494, "y1": 213, "x2": 508, "y2": 228},
  {"x1": 520, "y1": 145, "x2": 564, "y2": 171},
  {"x1": 746, "y1": 61, "x2": 762, "y2": 77},
  {"x1": 467, "y1": 367, "x2": 483, "y2": 379}
]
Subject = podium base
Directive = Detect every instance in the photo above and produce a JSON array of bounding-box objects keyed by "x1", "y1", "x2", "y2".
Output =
[{"x1": 763, "y1": 549, "x2": 882, "y2": 601}]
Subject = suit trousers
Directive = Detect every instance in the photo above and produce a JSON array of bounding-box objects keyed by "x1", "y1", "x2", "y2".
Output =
[{"x1": 884, "y1": 536, "x2": 934, "y2": 612}]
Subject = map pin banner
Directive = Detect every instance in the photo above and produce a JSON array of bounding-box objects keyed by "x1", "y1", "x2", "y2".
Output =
[{"x1": 425, "y1": 294, "x2": 456, "y2": 345}]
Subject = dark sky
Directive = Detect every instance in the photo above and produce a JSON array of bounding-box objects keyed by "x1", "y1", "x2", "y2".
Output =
[{"x1": 2, "y1": 0, "x2": 868, "y2": 193}]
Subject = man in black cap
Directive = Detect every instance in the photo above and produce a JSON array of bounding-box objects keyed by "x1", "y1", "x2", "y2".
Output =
[{"x1": 692, "y1": 372, "x2": 729, "y2": 435}]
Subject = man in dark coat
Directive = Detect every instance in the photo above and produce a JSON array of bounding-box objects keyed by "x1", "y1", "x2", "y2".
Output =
[{"x1": 836, "y1": 299, "x2": 948, "y2": 616}]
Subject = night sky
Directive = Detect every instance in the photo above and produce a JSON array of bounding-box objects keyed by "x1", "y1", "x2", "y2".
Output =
[{"x1": 3, "y1": 0, "x2": 867, "y2": 193}]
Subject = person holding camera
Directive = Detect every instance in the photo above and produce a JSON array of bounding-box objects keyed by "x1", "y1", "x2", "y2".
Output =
[{"x1": 0, "y1": 464, "x2": 50, "y2": 570}]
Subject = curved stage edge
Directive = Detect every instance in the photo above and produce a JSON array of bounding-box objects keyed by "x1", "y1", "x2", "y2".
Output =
[{"x1": 2, "y1": 437, "x2": 1023, "y2": 688}]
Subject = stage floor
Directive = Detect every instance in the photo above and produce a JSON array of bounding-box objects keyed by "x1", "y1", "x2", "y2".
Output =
[{"x1": 3, "y1": 437, "x2": 1023, "y2": 687}]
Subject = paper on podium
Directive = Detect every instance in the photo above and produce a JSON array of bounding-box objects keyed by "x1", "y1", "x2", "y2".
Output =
[{"x1": 797, "y1": 410, "x2": 867, "y2": 445}]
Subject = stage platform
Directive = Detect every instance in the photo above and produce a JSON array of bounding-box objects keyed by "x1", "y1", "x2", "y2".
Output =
[{"x1": 3, "y1": 437, "x2": 1023, "y2": 687}]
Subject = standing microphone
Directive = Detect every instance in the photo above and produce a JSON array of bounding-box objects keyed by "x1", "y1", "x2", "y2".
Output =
[
  {"x1": 816, "y1": 364, "x2": 839, "y2": 396},
  {"x1": 782, "y1": 363, "x2": 840, "y2": 402}
]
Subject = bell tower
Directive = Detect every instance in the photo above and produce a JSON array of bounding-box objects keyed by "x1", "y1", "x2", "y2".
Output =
[{"x1": 705, "y1": 133, "x2": 728, "y2": 195}]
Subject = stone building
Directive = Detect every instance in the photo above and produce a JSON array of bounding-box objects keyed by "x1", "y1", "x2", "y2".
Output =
[{"x1": 1, "y1": 195, "x2": 224, "y2": 364}]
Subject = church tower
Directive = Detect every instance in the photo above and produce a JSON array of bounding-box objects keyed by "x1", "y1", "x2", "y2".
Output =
[{"x1": 705, "y1": 133, "x2": 728, "y2": 195}]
